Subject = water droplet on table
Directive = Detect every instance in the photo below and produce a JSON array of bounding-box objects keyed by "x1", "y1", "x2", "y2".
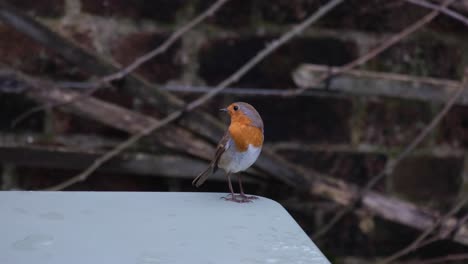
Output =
[{"x1": 12, "y1": 234, "x2": 54, "y2": 251}]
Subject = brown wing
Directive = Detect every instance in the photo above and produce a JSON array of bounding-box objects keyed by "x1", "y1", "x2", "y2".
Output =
[
  {"x1": 212, "y1": 131, "x2": 231, "y2": 174},
  {"x1": 192, "y1": 131, "x2": 230, "y2": 188}
]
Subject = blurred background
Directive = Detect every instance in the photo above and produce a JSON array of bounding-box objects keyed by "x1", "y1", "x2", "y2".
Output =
[{"x1": 1, "y1": 0, "x2": 468, "y2": 263}]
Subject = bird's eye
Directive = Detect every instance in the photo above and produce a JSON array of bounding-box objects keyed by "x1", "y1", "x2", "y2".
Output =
[{"x1": 233, "y1": 105, "x2": 239, "y2": 111}]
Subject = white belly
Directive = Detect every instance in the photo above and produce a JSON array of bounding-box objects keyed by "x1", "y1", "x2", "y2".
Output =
[{"x1": 218, "y1": 144, "x2": 262, "y2": 173}]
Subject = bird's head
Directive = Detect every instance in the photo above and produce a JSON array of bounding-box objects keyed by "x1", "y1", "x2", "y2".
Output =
[{"x1": 220, "y1": 102, "x2": 263, "y2": 130}]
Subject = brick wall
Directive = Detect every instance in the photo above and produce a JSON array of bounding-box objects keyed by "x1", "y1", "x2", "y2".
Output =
[
  {"x1": 2, "y1": 0, "x2": 468, "y2": 195},
  {"x1": 1, "y1": 0, "x2": 468, "y2": 258}
]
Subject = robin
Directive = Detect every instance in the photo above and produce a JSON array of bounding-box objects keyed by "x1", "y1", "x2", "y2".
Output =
[{"x1": 192, "y1": 102, "x2": 264, "y2": 203}]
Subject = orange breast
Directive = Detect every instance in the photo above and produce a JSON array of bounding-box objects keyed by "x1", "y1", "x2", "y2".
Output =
[{"x1": 229, "y1": 123, "x2": 264, "y2": 152}]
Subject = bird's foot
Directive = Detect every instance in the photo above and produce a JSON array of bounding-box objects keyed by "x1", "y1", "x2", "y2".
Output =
[
  {"x1": 239, "y1": 193, "x2": 258, "y2": 200},
  {"x1": 221, "y1": 193, "x2": 252, "y2": 203}
]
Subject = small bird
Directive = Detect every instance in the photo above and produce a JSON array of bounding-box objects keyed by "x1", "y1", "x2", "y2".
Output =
[{"x1": 192, "y1": 102, "x2": 264, "y2": 203}]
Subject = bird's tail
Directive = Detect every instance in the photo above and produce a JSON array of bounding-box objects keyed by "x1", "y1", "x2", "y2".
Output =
[{"x1": 192, "y1": 165, "x2": 213, "y2": 187}]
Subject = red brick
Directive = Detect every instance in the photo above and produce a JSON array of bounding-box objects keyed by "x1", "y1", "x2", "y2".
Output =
[
  {"x1": 5, "y1": 0, "x2": 64, "y2": 17},
  {"x1": 197, "y1": 0, "x2": 254, "y2": 28},
  {"x1": 0, "y1": 26, "x2": 45, "y2": 73},
  {"x1": 390, "y1": 156, "x2": 462, "y2": 207},
  {"x1": 110, "y1": 32, "x2": 182, "y2": 83},
  {"x1": 81, "y1": 0, "x2": 185, "y2": 22},
  {"x1": 0, "y1": 26, "x2": 88, "y2": 79},
  {"x1": 318, "y1": 0, "x2": 426, "y2": 32},
  {"x1": 439, "y1": 105, "x2": 468, "y2": 148},
  {"x1": 259, "y1": 0, "x2": 324, "y2": 24}
]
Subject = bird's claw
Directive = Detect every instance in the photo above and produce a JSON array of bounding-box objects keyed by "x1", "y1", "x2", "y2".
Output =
[
  {"x1": 221, "y1": 194, "x2": 252, "y2": 203},
  {"x1": 239, "y1": 194, "x2": 258, "y2": 200}
]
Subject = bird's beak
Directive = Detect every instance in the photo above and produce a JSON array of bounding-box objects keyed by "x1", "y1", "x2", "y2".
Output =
[{"x1": 219, "y1": 108, "x2": 228, "y2": 112}]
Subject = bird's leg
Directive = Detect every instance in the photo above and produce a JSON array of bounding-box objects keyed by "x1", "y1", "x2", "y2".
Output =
[
  {"x1": 221, "y1": 173, "x2": 250, "y2": 203},
  {"x1": 238, "y1": 174, "x2": 258, "y2": 200}
]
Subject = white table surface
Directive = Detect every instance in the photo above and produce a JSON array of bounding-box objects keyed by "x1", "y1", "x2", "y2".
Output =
[{"x1": 0, "y1": 191, "x2": 330, "y2": 264}]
